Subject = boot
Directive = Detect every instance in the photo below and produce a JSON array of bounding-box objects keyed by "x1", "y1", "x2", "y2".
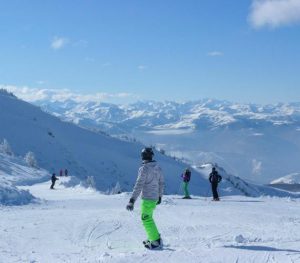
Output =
[{"x1": 144, "y1": 238, "x2": 162, "y2": 249}]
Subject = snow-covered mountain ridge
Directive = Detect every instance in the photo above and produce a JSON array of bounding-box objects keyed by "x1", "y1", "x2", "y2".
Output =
[
  {"x1": 271, "y1": 173, "x2": 300, "y2": 185},
  {"x1": 32, "y1": 96, "x2": 300, "y2": 184},
  {"x1": 1, "y1": 89, "x2": 296, "y2": 198},
  {"x1": 35, "y1": 98, "x2": 300, "y2": 132},
  {"x1": 0, "y1": 90, "x2": 191, "y2": 194}
]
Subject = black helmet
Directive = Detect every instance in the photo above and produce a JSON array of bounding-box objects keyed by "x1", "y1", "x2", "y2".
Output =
[
  {"x1": 212, "y1": 167, "x2": 216, "y2": 171},
  {"x1": 141, "y1": 147, "x2": 154, "y2": 160}
]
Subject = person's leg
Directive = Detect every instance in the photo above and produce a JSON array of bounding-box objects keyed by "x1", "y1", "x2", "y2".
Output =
[
  {"x1": 215, "y1": 184, "x2": 219, "y2": 199},
  {"x1": 141, "y1": 199, "x2": 160, "y2": 241},
  {"x1": 183, "y1": 182, "x2": 190, "y2": 197},
  {"x1": 212, "y1": 183, "x2": 218, "y2": 199}
]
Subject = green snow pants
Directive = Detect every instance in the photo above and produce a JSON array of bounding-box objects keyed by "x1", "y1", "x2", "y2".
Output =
[
  {"x1": 183, "y1": 182, "x2": 190, "y2": 197},
  {"x1": 141, "y1": 199, "x2": 160, "y2": 241}
]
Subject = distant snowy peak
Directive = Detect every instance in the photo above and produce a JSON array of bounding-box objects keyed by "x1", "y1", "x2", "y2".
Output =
[
  {"x1": 35, "y1": 98, "x2": 300, "y2": 133},
  {"x1": 271, "y1": 173, "x2": 300, "y2": 184}
]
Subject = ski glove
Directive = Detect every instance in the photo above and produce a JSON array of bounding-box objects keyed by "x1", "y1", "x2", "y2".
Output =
[
  {"x1": 126, "y1": 198, "x2": 135, "y2": 211},
  {"x1": 157, "y1": 196, "x2": 162, "y2": 205}
]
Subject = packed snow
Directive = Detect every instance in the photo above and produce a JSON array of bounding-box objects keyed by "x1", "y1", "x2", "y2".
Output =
[{"x1": 1, "y1": 178, "x2": 300, "y2": 262}]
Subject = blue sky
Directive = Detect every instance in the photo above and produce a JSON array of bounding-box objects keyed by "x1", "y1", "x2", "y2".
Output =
[{"x1": 1, "y1": 0, "x2": 300, "y2": 104}]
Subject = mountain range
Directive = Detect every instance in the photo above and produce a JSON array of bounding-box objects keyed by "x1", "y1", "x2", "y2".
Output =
[
  {"x1": 33, "y1": 97, "x2": 300, "y2": 184},
  {"x1": 1, "y1": 89, "x2": 296, "y2": 198}
]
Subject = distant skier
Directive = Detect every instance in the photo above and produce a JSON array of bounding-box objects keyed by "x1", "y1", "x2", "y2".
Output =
[
  {"x1": 50, "y1": 173, "x2": 59, "y2": 189},
  {"x1": 59, "y1": 169, "x2": 63, "y2": 177},
  {"x1": 126, "y1": 147, "x2": 164, "y2": 250},
  {"x1": 181, "y1": 168, "x2": 191, "y2": 199},
  {"x1": 209, "y1": 167, "x2": 222, "y2": 201},
  {"x1": 64, "y1": 168, "x2": 68, "y2": 176}
]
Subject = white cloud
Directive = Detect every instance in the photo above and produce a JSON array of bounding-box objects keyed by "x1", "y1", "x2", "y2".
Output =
[
  {"x1": 51, "y1": 36, "x2": 69, "y2": 50},
  {"x1": 1, "y1": 85, "x2": 139, "y2": 103},
  {"x1": 1, "y1": 85, "x2": 50, "y2": 101},
  {"x1": 207, "y1": 51, "x2": 223, "y2": 57},
  {"x1": 249, "y1": 0, "x2": 300, "y2": 28},
  {"x1": 252, "y1": 159, "x2": 262, "y2": 175}
]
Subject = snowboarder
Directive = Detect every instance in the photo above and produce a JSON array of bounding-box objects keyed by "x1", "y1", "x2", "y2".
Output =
[
  {"x1": 126, "y1": 147, "x2": 164, "y2": 250},
  {"x1": 181, "y1": 168, "x2": 191, "y2": 199},
  {"x1": 50, "y1": 173, "x2": 59, "y2": 189},
  {"x1": 64, "y1": 168, "x2": 68, "y2": 176},
  {"x1": 59, "y1": 169, "x2": 63, "y2": 177},
  {"x1": 209, "y1": 167, "x2": 222, "y2": 201}
]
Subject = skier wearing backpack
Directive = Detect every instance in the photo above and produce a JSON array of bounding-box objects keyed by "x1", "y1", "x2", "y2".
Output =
[
  {"x1": 181, "y1": 168, "x2": 191, "y2": 199},
  {"x1": 209, "y1": 167, "x2": 222, "y2": 201},
  {"x1": 126, "y1": 147, "x2": 164, "y2": 250}
]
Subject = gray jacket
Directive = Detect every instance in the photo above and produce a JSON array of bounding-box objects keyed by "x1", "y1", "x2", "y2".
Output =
[{"x1": 131, "y1": 161, "x2": 164, "y2": 201}]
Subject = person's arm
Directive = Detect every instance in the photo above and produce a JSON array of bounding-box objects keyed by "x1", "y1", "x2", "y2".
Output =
[
  {"x1": 159, "y1": 169, "x2": 164, "y2": 197},
  {"x1": 131, "y1": 166, "x2": 147, "y2": 201},
  {"x1": 218, "y1": 175, "x2": 222, "y2": 183},
  {"x1": 126, "y1": 166, "x2": 146, "y2": 211},
  {"x1": 157, "y1": 168, "x2": 164, "y2": 205}
]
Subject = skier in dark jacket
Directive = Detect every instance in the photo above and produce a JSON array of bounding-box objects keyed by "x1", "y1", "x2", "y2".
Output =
[
  {"x1": 181, "y1": 168, "x2": 191, "y2": 199},
  {"x1": 209, "y1": 167, "x2": 222, "y2": 201},
  {"x1": 50, "y1": 173, "x2": 59, "y2": 189}
]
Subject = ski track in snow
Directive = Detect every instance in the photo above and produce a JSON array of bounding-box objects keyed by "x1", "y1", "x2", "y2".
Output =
[{"x1": 1, "y1": 179, "x2": 300, "y2": 263}]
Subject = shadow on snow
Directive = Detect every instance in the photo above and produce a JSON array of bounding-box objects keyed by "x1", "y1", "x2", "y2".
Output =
[{"x1": 224, "y1": 245, "x2": 300, "y2": 253}]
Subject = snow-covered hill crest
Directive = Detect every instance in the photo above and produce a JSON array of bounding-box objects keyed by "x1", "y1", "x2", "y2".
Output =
[
  {"x1": 1, "y1": 90, "x2": 297, "y2": 198},
  {"x1": 0, "y1": 91, "x2": 207, "y2": 195},
  {"x1": 271, "y1": 173, "x2": 300, "y2": 184},
  {"x1": 32, "y1": 97, "x2": 300, "y2": 184}
]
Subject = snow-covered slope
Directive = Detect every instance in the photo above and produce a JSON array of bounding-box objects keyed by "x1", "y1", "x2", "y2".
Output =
[
  {"x1": 0, "y1": 152, "x2": 50, "y2": 205},
  {"x1": 34, "y1": 98, "x2": 300, "y2": 184},
  {"x1": 271, "y1": 173, "x2": 300, "y2": 185},
  {"x1": 0, "y1": 90, "x2": 208, "y2": 195},
  {"x1": 1, "y1": 90, "x2": 295, "y2": 198},
  {"x1": 2, "y1": 181, "x2": 300, "y2": 262},
  {"x1": 195, "y1": 163, "x2": 300, "y2": 198},
  {"x1": 0, "y1": 153, "x2": 49, "y2": 186},
  {"x1": 0, "y1": 180, "x2": 34, "y2": 206}
]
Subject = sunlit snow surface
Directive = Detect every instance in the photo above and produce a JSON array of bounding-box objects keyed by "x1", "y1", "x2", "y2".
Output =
[{"x1": 1, "y1": 178, "x2": 300, "y2": 263}]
